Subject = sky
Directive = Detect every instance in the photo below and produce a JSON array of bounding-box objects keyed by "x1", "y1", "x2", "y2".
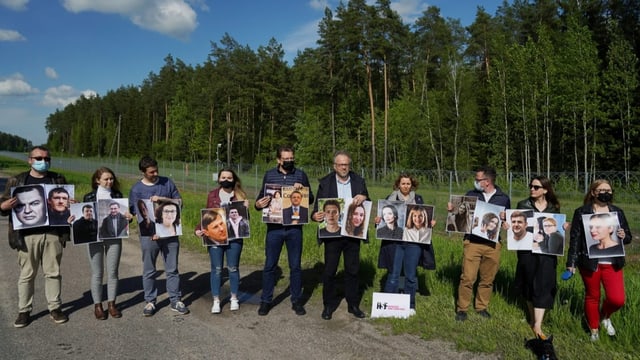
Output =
[{"x1": 0, "y1": 0, "x2": 504, "y2": 146}]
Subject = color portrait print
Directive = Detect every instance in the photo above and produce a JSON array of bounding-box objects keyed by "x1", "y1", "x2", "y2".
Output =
[
  {"x1": 446, "y1": 195, "x2": 476, "y2": 233},
  {"x1": 317, "y1": 198, "x2": 345, "y2": 239},
  {"x1": 262, "y1": 183, "x2": 283, "y2": 224},
  {"x1": 281, "y1": 186, "x2": 310, "y2": 226},
  {"x1": 97, "y1": 198, "x2": 130, "y2": 240},
  {"x1": 201, "y1": 208, "x2": 228, "y2": 246},
  {"x1": 506, "y1": 209, "x2": 535, "y2": 251},
  {"x1": 582, "y1": 212, "x2": 624, "y2": 259},
  {"x1": 532, "y1": 213, "x2": 566, "y2": 256},
  {"x1": 44, "y1": 184, "x2": 74, "y2": 226},
  {"x1": 225, "y1": 201, "x2": 250, "y2": 240},
  {"x1": 153, "y1": 199, "x2": 182, "y2": 238},
  {"x1": 10, "y1": 184, "x2": 49, "y2": 230},
  {"x1": 470, "y1": 201, "x2": 504, "y2": 243},
  {"x1": 340, "y1": 199, "x2": 372, "y2": 240},
  {"x1": 375, "y1": 200, "x2": 406, "y2": 241},
  {"x1": 401, "y1": 204, "x2": 435, "y2": 244},
  {"x1": 70, "y1": 202, "x2": 99, "y2": 245}
]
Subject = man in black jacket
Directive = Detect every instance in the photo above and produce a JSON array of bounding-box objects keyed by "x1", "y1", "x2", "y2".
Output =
[
  {"x1": 311, "y1": 150, "x2": 369, "y2": 320},
  {"x1": 0, "y1": 146, "x2": 70, "y2": 327}
]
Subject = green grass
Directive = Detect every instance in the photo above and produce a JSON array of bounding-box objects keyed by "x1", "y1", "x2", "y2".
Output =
[{"x1": 1, "y1": 159, "x2": 638, "y2": 359}]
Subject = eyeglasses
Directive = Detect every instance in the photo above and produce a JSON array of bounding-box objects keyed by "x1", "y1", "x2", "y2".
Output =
[
  {"x1": 595, "y1": 189, "x2": 612, "y2": 194},
  {"x1": 163, "y1": 210, "x2": 177, "y2": 213},
  {"x1": 529, "y1": 185, "x2": 543, "y2": 190},
  {"x1": 334, "y1": 163, "x2": 350, "y2": 167},
  {"x1": 475, "y1": 178, "x2": 487, "y2": 182},
  {"x1": 30, "y1": 156, "x2": 51, "y2": 162}
]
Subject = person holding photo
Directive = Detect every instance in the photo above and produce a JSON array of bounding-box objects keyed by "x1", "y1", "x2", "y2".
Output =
[
  {"x1": 195, "y1": 168, "x2": 248, "y2": 314},
  {"x1": 450, "y1": 166, "x2": 510, "y2": 322},
  {"x1": 515, "y1": 176, "x2": 564, "y2": 340},
  {"x1": 471, "y1": 212, "x2": 500, "y2": 241},
  {"x1": 533, "y1": 217, "x2": 563, "y2": 255},
  {"x1": 567, "y1": 179, "x2": 632, "y2": 341},
  {"x1": 80, "y1": 167, "x2": 131, "y2": 320},
  {"x1": 318, "y1": 200, "x2": 342, "y2": 237},
  {"x1": 312, "y1": 150, "x2": 369, "y2": 320},
  {"x1": 154, "y1": 201, "x2": 181, "y2": 238}
]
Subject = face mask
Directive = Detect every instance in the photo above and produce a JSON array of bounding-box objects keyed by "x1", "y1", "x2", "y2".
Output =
[
  {"x1": 282, "y1": 160, "x2": 295, "y2": 171},
  {"x1": 596, "y1": 192, "x2": 613, "y2": 203},
  {"x1": 220, "y1": 180, "x2": 235, "y2": 189},
  {"x1": 474, "y1": 181, "x2": 484, "y2": 192},
  {"x1": 32, "y1": 160, "x2": 50, "y2": 172}
]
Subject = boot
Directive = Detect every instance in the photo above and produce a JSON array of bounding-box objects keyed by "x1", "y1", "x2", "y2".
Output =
[
  {"x1": 94, "y1": 303, "x2": 107, "y2": 320},
  {"x1": 108, "y1": 301, "x2": 122, "y2": 318}
]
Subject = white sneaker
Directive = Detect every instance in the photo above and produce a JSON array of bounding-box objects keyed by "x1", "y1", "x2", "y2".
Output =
[
  {"x1": 590, "y1": 330, "x2": 600, "y2": 342},
  {"x1": 601, "y1": 318, "x2": 616, "y2": 336},
  {"x1": 211, "y1": 300, "x2": 221, "y2": 314},
  {"x1": 408, "y1": 309, "x2": 416, "y2": 317},
  {"x1": 230, "y1": 298, "x2": 240, "y2": 311}
]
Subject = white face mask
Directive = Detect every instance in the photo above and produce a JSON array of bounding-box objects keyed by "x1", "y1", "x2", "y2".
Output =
[{"x1": 474, "y1": 181, "x2": 484, "y2": 192}]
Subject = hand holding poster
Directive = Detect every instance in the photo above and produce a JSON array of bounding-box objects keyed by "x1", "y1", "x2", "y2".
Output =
[
  {"x1": 446, "y1": 195, "x2": 476, "y2": 233},
  {"x1": 470, "y1": 201, "x2": 505, "y2": 243},
  {"x1": 583, "y1": 212, "x2": 625, "y2": 258},
  {"x1": 532, "y1": 213, "x2": 566, "y2": 256},
  {"x1": 317, "y1": 198, "x2": 344, "y2": 239},
  {"x1": 506, "y1": 209, "x2": 535, "y2": 250},
  {"x1": 340, "y1": 199, "x2": 372, "y2": 240}
]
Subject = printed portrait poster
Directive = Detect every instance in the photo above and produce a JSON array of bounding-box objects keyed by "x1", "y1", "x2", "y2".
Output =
[
  {"x1": 375, "y1": 200, "x2": 407, "y2": 241},
  {"x1": 401, "y1": 204, "x2": 435, "y2": 244},
  {"x1": 446, "y1": 195, "x2": 477, "y2": 233},
  {"x1": 262, "y1": 183, "x2": 283, "y2": 224},
  {"x1": 44, "y1": 184, "x2": 75, "y2": 226},
  {"x1": 97, "y1": 198, "x2": 130, "y2": 240},
  {"x1": 317, "y1": 198, "x2": 345, "y2": 239},
  {"x1": 506, "y1": 209, "x2": 535, "y2": 250},
  {"x1": 200, "y1": 208, "x2": 228, "y2": 246},
  {"x1": 532, "y1": 213, "x2": 566, "y2": 256},
  {"x1": 470, "y1": 201, "x2": 505, "y2": 243},
  {"x1": 282, "y1": 186, "x2": 310, "y2": 226},
  {"x1": 10, "y1": 184, "x2": 50, "y2": 230},
  {"x1": 582, "y1": 212, "x2": 625, "y2": 259},
  {"x1": 340, "y1": 199, "x2": 372, "y2": 240},
  {"x1": 225, "y1": 200, "x2": 250, "y2": 240},
  {"x1": 153, "y1": 199, "x2": 182, "y2": 238},
  {"x1": 70, "y1": 202, "x2": 99, "y2": 245},
  {"x1": 135, "y1": 199, "x2": 156, "y2": 237}
]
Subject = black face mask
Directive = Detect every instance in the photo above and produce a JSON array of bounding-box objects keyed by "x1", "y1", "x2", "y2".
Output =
[
  {"x1": 596, "y1": 192, "x2": 613, "y2": 203},
  {"x1": 282, "y1": 160, "x2": 295, "y2": 171},
  {"x1": 220, "y1": 180, "x2": 235, "y2": 189}
]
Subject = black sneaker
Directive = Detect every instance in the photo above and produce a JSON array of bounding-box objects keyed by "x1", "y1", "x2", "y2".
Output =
[
  {"x1": 50, "y1": 308, "x2": 68, "y2": 324},
  {"x1": 14, "y1": 312, "x2": 30, "y2": 328},
  {"x1": 455, "y1": 311, "x2": 467, "y2": 321},
  {"x1": 477, "y1": 310, "x2": 491, "y2": 318},
  {"x1": 292, "y1": 302, "x2": 306, "y2": 316},
  {"x1": 258, "y1": 302, "x2": 271, "y2": 316}
]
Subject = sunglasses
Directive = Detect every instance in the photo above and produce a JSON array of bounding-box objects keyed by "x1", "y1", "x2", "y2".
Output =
[
  {"x1": 529, "y1": 185, "x2": 543, "y2": 190},
  {"x1": 30, "y1": 156, "x2": 51, "y2": 162}
]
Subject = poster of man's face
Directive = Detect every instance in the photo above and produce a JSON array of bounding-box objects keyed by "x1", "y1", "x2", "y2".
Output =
[
  {"x1": 70, "y1": 202, "x2": 99, "y2": 245},
  {"x1": 506, "y1": 209, "x2": 534, "y2": 250},
  {"x1": 11, "y1": 185, "x2": 49, "y2": 229},
  {"x1": 97, "y1": 198, "x2": 130, "y2": 239},
  {"x1": 45, "y1": 184, "x2": 74, "y2": 226}
]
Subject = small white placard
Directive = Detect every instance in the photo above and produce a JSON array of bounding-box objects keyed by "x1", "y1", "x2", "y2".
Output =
[{"x1": 370, "y1": 292, "x2": 411, "y2": 318}]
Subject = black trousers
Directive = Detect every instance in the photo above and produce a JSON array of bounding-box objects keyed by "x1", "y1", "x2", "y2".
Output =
[{"x1": 322, "y1": 237, "x2": 361, "y2": 308}]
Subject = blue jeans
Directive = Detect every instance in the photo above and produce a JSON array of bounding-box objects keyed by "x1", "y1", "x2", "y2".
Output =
[
  {"x1": 140, "y1": 236, "x2": 181, "y2": 303},
  {"x1": 384, "y1": 242, "x2": 421, "y2": 308},
  {"x1": 208, "y1": 240, "x2": 243, "y2": 298},
  {"x1": 262, "y1": 226, "x2": 303, "y2": 304}
]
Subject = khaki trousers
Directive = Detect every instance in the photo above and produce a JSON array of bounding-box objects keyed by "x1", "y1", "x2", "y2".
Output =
[
  {"x1": 456, "y1": 240, "x2": 501, "y2": 312},
  {"x1": 17, "y1": 233, "x2": 63, "y2": 313}
]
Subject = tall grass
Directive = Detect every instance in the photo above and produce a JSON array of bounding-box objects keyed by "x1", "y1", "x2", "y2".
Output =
[{"x1": 1, "y1": 159, "x2": 637, "y2": 359}]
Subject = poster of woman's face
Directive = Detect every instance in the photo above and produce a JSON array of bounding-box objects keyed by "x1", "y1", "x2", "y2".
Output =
[
  {"x1": 262, "y1": 183, "x2": 283, "y2": 224},
  {"x1": 153, "y1": 199, "x2": 182, "y2": 238},
  {"x1": 375, "y1": 200, "x2": 406, "y2": 241},
  {"x1": 582, "y1": 212, "x2": 624, "y2": 258},
  {"x1": 470, "y1": 201, "x2": 504, "y2": 242},
  {"x1": 446, "y1": 195, "x2": 476, "y2": 233},
  {"x1": 340, "y1": 199, "x2": 372, "y2": 240}
]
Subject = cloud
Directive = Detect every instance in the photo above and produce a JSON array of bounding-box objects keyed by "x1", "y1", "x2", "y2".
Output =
[
  {"x1": 309, "y1": 0, "x2": 329, "y2": 11},
  {"x1": 0, "y1": 29, "x2": 26, "y2": 41},
  {"x1": 45, "y1": 67, "x2": 59, "y2": 79},
  {"x1": 284, "y1": 20, "x2": 321, "y2": 57},
  {"x1": 62, "y1": 0, "x2": 198, "y2": 40},
  {"x1": 0, "y1": 0, "x2": 29, "y2": 11},
  {"x1": 0, "y1": 74, "x2": 38, "y2": 96},
  {"x1": 42, "y1": 85, "x2": 96, "y2": 108},
  {"x1": 390, "y1": 0, "x2": 427, "y2": 24}
]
